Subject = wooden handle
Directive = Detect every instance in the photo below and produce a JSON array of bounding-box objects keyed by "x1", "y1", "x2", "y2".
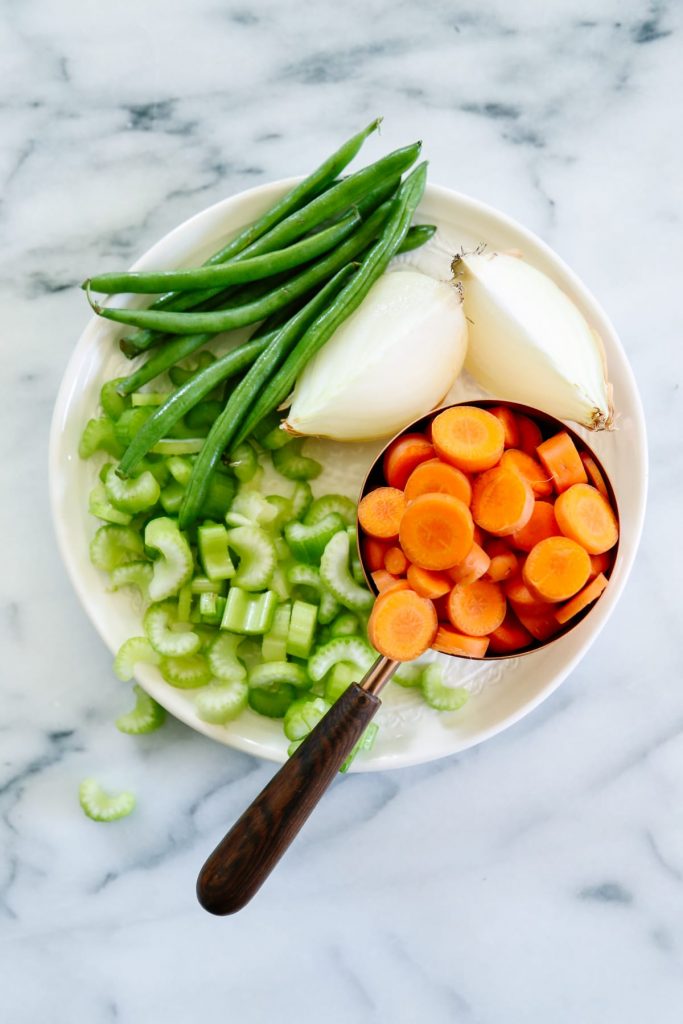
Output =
[{"x1": 196, "y1": 682, "x2": 381, "y2": 915}]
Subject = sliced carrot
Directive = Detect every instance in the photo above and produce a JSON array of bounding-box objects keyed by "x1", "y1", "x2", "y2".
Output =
[
  {"x1": 471, "y1": 467, "x2": 534, "y2": 536},
  {"x1": 486, "y1": 546, "x2": 519, "y2": 582},
  {"x1": 384, "y1": 546, "x2": 408, "y2": 576},
  {"x1": 504, "y1": 573, "x2": 549, "y2": 612},
  {"x1": 406, "y1": 564, "x2": 452, "y2": 599},
  {"x1": 501, "y1": 449, "x2": 553, "y2": 498},
  {"x1": 367, "y1": 588, "x2": 437, "y2": 661},
  {"x1": 554, "y1": 483, "x2": 618, "y2": 555},
  {"x1": 511, "y1": 501, "x2": 559, "y2": 552},
  {"x1": 431, "y1": 405, "x2": 505, "y2": 473},
  {"x1": 399, "y1": 493, "x2": 474, "y2": 571},
  {"x1": 362, "y1": 536, "x2": 390, "y2": 573},
  {"x1": 489, "y1": 405, "x2": 520, "y2": 448},
  {"x1": 447, "y1": 578, "x2": 507, "y2": 637},
  {"x1": 371, "y1": 569, "x2": 399, "y2": 593},
  {"x1": 358, "y1": 487, "x2": 406, "y2": 540},
  {"x1": 555, "y1": 572, "x2": 608, "y2": 625},
  {"x1": 513, "y1": 604, "x2": 562, "y2": 642},
  {"x1": 432, "y1": 625, "x2": 489, "y2": 659},
  {"x1": 404, "y1": 459, "x2": 472, "y2": 506},
  {"x1": 580, "y1": 452, "x2": 610, "y2": 500},
  {"x1": 383, "y1": 433, "x2": 434, "y2": 490},
  {"x1": 523, "y1": 536, "x2": 591, "y2": 602},
  {"x1": 487, "y1": 609, "x2": 533, "y2": 654},
  {"x1": 516, "y1": 414, "x2": 543, "y2": 456},
  {"x1": 536, "y1": 431, "x2": 587, "y2": 493},
  {"x1": 589, "y1": 551, "x2": 612, "y2": 580},
  {"x1": 448, "y1": 542, "x2": 491, "y2": 584}
]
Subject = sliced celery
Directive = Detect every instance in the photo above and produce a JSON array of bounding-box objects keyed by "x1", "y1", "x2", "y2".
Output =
[
  {"x1": 79, "y1": 417, "x2": 124, "y2": 459},
  {"x1": 166, "y1": 455, "x2": 194, "y2": 486},
  {"x1": 228, "y1": 440, "x2": 259, "y2": 482},
  {"x1": 88, "y1": 483, "x2": 133, "y2": 525},
  {"x1": 272, "y1": 439, "x2": 322, "y2": 481},
  {"x1": 159, "y1": 480, "x2": 185, "y2": 514},
  {"x1": 100, "y1": 379, "x2": 130, "y2": 420},
  {"x1": 199, "y1": 592, "x2": 226, "y2": 624},
  {"x1": 104, "y1": 465, "x2": 160, "y2": 514},
  {"x1": 220, "y1": 587, "x2": 278, "y2": 635},
  {"x1": 150, "y1": 437, "x2": 205, "y2": 455},
  {"x1": 226, "y1": 526, "x2": 276, "y2": 591},
  {"x1": 116, "y1": 684, "x2": 166, "y2": 734},
  {"x1": 90, "y1": 524, "x2": 144, "y2": 571},
  {"x1": 249, "y1": 661, "x2": 309, "y2": 690},
  {"x1": 320, "y1": 531, "x2": 373, "y2": 612},
  {"x1": 198, "y1": 522, "x2": 235, "y2": 581},
  {"x1": 283, "y1": 697, "x2": 330, "y2": 741},
  {"x1": 318, "y1": 588, "x2": 340, "y2": 625},
  {"x1": 114, "y1": 636, "x2": 160, "y2": 682},
  {"x1": 191, "y1": 575, "x2": 227, "y2": 595},
  {"x1": 323, "y1": 661, "x2": 358, "y2": 703},
  {"x1": 308, "y1": 636, "x2": 375, "y2": 682},
  {"x1": 145, "y1": 517, "x2": 193, "y2": 601},
  {"x1": 207, "y1": 633, "x2": 247, "y2": 682},
  {"x1": 329, "y1": 612, "x2": 360, "y2": 638},
  {"x1": 421, "y1": 663, "x2": 468, "y2": 711},
  {"x1": 286, "y1": 600, "x2": 318, "y2": 659},
  {"x1": 79, "y1": 779, "x2": 135, "y2": 822},
  {"x1": 262, "y1": 602, "x2": 292, "y2": 662},
  {"x1": 195, "y1": 680, "x2": 248, "y2": 724},
  {"x1": 291, "y1": 481, "x2": 313, "y2": 520},
  {"x1": 248, "y1": 684, "x2": 296, "y2": 719},
  {"x1": 160, "y1": 653, "x2": 211, "y2": 688},
  {"x1": 143, "y1": 600, "x2": 200, "y2": 657},
  {"x1": 109, "y1": 560, "x2": 153, "y2": 599},
  {"x1": 305, "y1": 494, "x2": 356, "y2": 527},
  {"x1": 284, "y1": 513, "x2": 345, "y2": 564},
  {"x1": 131, "y1": 391, "x2": 171, "y2": 407}
]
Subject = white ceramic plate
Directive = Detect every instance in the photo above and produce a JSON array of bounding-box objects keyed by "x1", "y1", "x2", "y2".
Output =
[{"x1": 49, "y1": 179, "x2": 647, "y2": 771}]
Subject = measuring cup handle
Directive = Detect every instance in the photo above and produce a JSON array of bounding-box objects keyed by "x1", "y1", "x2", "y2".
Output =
[{"x1": 196, "y1": 680, "x2": 382, "y2": 915}]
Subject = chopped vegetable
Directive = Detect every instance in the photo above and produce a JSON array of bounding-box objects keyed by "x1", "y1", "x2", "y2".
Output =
[
  {"x1": 367, "y1": 588, "x2": 437, "y2": 661},
  {"x1": 523, "y1": 536, "x2": 591, "y2": 602},
  {"x1": 116, "y1": 685, "x2": 166, "y2": 734},
  {"x1": 554, "y1": 483, "x2": 619, "y2": 555},
  {"x1": 399, "y1": 494, "x2": 473, "y2": 570},
  {"x1": 431, "y1": 405, "x2": 505, "y2": 473},
  {"x1": 383, "y1": 433, "x2": 435, "y2": 490},
  {"x1": 79, "y1": 779, "x2": 136, "y2": 822}
]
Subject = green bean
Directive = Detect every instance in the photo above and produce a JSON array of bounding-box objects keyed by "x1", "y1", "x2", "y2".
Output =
[
  {"x1": 397, "y1": 223, "x2": 436, "y2": 253},
  {"x1": 113, "y1": 142, "x2": 420, "y2": 349},
  {"x1": 93, "y1": 200, "x2": 395, "y2": 335},
  {"x1": 86, "y1": 210, "x2": 360, "y2": 295},
  {"x1": 117, "y1": 335, "x2": 271, "y2": 476},
  {"x1": 177, "y1": 265, "x2": 356, "y2": 528},
  {"x1": 234, "y1": 163, "x2": 428, "y2": 448}
]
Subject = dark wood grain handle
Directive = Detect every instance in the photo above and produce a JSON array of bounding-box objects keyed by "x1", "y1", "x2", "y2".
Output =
[{"x1": 196, "y1": 682, "x2": 381, "y2": 915}]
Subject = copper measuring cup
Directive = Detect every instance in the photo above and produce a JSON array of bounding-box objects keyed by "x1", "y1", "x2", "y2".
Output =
[{"x1": 196, "y1": 400, "x2": 619, "y2": 915}]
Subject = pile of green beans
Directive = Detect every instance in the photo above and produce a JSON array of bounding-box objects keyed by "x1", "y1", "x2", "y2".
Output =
[{"x1": 86, "y1": 120, "x2": 437, "y2": 526}]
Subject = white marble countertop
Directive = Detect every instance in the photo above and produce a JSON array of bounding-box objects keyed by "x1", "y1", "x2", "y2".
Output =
[{"x1": 2, "y1": 1, "x2": 681, "y2": 1021}]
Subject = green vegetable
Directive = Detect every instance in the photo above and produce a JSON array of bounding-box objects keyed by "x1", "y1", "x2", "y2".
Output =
[
  {"x1": 272, "y1": 439, "x2": 322, "y2": 481},
  {"x1": 248, "y1": 685, "x2": 296, "y2": 719},
  {"x1": 104, "y1": 465, "x2": 160, "y2": 514},
  {"x1": 160, "y1": 653, "x2": 211, "y2": 688},
  {"x1": 329, "y1": 612, "x2": 360, "y2": 638},
  {"x1": 108, "y1": 560, "x2": 153, "y2": 599},
  {"x1": 113, "y1": 636, "x2": 161, "y2": 681},
  {"x1": 198, "y1": 522, "x2": 235, "y2": 581},
  {"x1": 283, "y1": 697, "x2": 330, "y2": 741},
  {"x1": 421, "y1": 663, "x2": 469, "y2": 711},
  {"x1": 207, "y1": 633, "x2": 247, "y2": 682},
  {"x1": 249, "y1": 661, "x2": 309, "y2": 690},
  {"x1": 262, "y1": 602, "x2": 291, "y2": 662},
  {"x1": 284, "y1": 513, "x2": 345, "y2": 563},
  {"x1": 79, "y1": 779, "x2": 136, "y2": 822},
  {"x1": 89, "y1": 524, "x2": 144, "y2": 571},
  {"x1": 87, "y1": 210, "x2": 360, "y2": 294},
  {"x1": 198, "y1": 592, "x2": 226, "y2": 624},
  {"x1": 320, "y1": 531, "x2": 373, "y2": 612},
  {"x1": 308, "y1": 636, "x2": 375, "y2": 682},
  {"x1": 340, "y1": 722, "x2": 379, "y2": 772},
  {"x1": 144, "y1": 517, "x2": 194, "y2": 601},
  {"x1": 88, "y1": 483, "x2": 133, "y2": 525},
  {"x1": 220, "y1": 587, "x2": 278, "y2": 635},
  {"x1": 143, "y1": 600, "x2": 200, "y2": 657},
  {"x1": 291, "y1": 481, "x2": 313, "y2": 521},
  {"x1": 286, "y1": 600, "x2": 318, "y2": 658},
  {"x1": 323, "y1": 661, "x2": 358, "y2": 703},
  {"x1": 100, "y1": 379, "x2": 130, "y2": 419},
  {"x1": 195, "y1": 680, "x2": 248, "y2": 724},
  {"x1": 228, "y1": 440, "x2": 259, "y2": 483},
  {"x1": 116, "y1": 684, "x2": 166, "y2": 734},
  {"x1": 79, "y1": 417, "x2": 124, "y2": 459},
  {"x1": 226, "y1": 526, "x2": 276, "y2": 590},
  {"x1": 304, "y1": 494, "x2": 356, "y2": 527}
]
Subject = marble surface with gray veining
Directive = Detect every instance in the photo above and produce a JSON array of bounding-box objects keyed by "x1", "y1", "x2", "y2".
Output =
[{"x1": 1, "y1": 1, "x2": 682, "y2": 1020}]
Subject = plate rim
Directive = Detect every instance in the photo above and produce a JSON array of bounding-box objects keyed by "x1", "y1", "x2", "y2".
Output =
[{"x1": 49, "y1": 177, "x2": 648, "y2": 771}]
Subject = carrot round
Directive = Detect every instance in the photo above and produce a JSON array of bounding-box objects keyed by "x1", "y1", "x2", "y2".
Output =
[
  {"x1": 432, "y1": 625, "x2": 489, "y2": 659},
  {"x1": 513, "y1": 604, "x2": 562, "y2": 642},
  {"x1": 501, "y1": 449, "x2": 553, "y2": 498},
  {"x1": 489, "y1": 405, "x2": 520, "y2": 448},
  {"x1": 516, "y1": 414, "x2": 543, "y2": 456},
  {"x1": 471, "y1": 467, "x2": 534, "y2": 536},
  {"x1": 487, "y1": 610, "x2": 533, "y2": 654},
  {"x1": 399, "y1": 493, "x2": 474, "y2": 571},
  {"x1": 554, "y1": 483, "x2": 618, "y2": 555},
  {"x1": 555, "y1": 572, "x2": 608, "y2": 625},
  {"x1": 404, "y1": 459, "x2": 472, "y2": 506},
  {"x1": 384, "y1": 546, "x2": 408, "y2": 576},
  {"x1": 371, "y1": 571, "x2": 411, "y2": 596},
  {"x1": 383, "y1": 432, "x2": 434, "y2": 490},
  {"x1": 511, "y1": 501, "x2": 559, "y2": 552},
  {"x1": 504, "y1": 571, "x2": 547, "y2": 610},
  {"x1": 367, "y1": 588, "x2": 437, "y2": 661},
  {"x1": 589, "y1": 551, "x2": 612, "y2": 580},
  {"x1": 536, "y1": 431, "x2": 587, "y2": 493},
  {"x1": 406, "y1": 564, "x2": 452, "y2": 599},
  {"x1": 449, "y1": 542, "x2": 491, "y2": 585},
  {"x1": 358, "y1": 487, "x2": 406, "y2": 540},
  {"x1": 485, "y1": 541, "x2": 519, "y2": 582},
  {"x1": 580, "y1": 452, "x2": 610, "y2": 500},
  {"x1": 431, "y1": 405, "x2": 505, "y2": 473},
  {"x1": 447, "y1": 579, "x2": 507, "y2": 636},
  {"x1": 362, "y1": 536, "x2": 390, "y2": 573},
  {"x1": 523, "y1": 536, "x2": 591, "y2": 602}
]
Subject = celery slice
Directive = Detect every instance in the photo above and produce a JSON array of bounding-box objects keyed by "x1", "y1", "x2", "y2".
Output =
[
  {"x1": 320, "y1": 532, "x2": 373, "y2": 612},
  {"x1": 90, "y1": 524, "x2": 144, "y2": 572},
  {"x1": 116, "y1": 684, "x2": 166, "y2": 734},
  {"x1": 226, "y1": 526, "x2": 276, "y2": 591},
  {"x1": 145, "y1": 517, "x2": 193, "y2": 601},
  {"x1": 143, "y1": 600, "x2": 200, "y2": 657},
  {"x1": 114, "y1": 636, "x2": 161, "y2": 682},
  {"x1": 283, "y1": 696, "x2": 330, "y2": 741},
  {"x1": 195, "y1": 680, "x2": 248, "y2": 724},
  {"x1": 421, "y1": 663, "x2": 468, "y2": 711},
  {"x1": 286, "y1": 600, "x2": 318, "y2": 659},
  {"x1": 308, "y1": 636, "x2": 375, "y2": 682},
  {"x1": 207, "y1": 633, "x2": 247, "y2": 682},
  {"x1": 79, "y1": 779, "x2": 135, "y2": 822}
]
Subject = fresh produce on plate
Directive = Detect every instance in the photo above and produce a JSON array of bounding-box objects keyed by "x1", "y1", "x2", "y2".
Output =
[
  {"x1": 361, "y1": 403, "x2": 618, "y2": 662},
  {"x1": 456, "y1": 250, "x2": 614, "y2": 430}
]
